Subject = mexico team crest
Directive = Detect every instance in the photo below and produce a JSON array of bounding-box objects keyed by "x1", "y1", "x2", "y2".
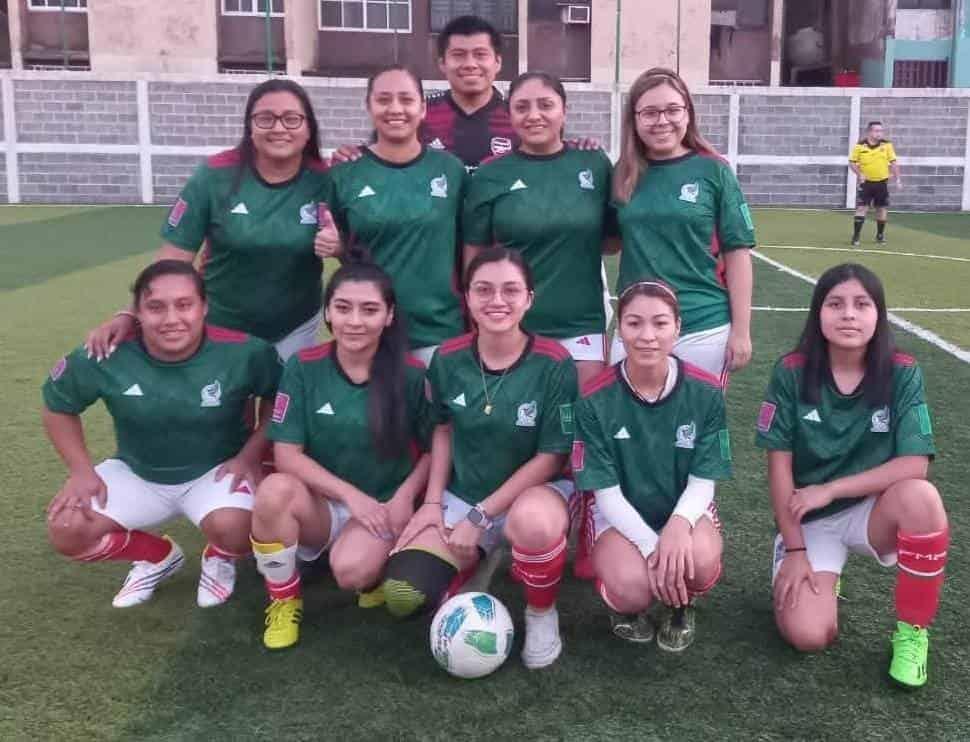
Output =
[
  {"x1": 430, "y1": 174, "x2": 448, "y2": 198},
  {"x1": 679, "y1": 182, "x2": 699, "y2": 204},
  {"x1": 516, "y1": 401, "x2": 537, "y2": 427},
  {"x1": 299, "y1": 202, "x2": 318, "y2": 225},
  {"x1": 490, "y1": 136, "x2": 513, "y2": 156},
  {"x1": 200, "y1": 380, "x2": 222, "y2": 407},
  {"x1": 871, "y1": 405, "x2": 890, "y2": 433},
  {"x1": 578, "y1": 169, "x2": 595, "y2": 190},
  {"x1": 675, "y1": 421, "x2": 696, "y2": 449}
]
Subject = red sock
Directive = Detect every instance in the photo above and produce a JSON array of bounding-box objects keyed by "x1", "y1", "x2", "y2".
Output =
[
  {"x1": 573, "y1": 491, "x2": 596, "y2": 581},
  {"x1": 444, "y1": 565, "x2": 477, "y2": 602},
  {"x1": 77, "y1": 531, "x2": 171, "y2": 563},
  {"x1": 266, "y1": 573, "x2": 302, "y2": 601},
  {"x1": 204, "y1": 543, "x2": 249, "y2": 560},
  {"x1": 896, "y1": 529, "x2": 949, "y2": 627},
  {"x1": 512, "y1": 536, "x2": 567, "y2": 610}
]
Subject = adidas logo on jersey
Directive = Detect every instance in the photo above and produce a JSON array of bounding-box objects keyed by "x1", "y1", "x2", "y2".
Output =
[
  {"x1": 230, "y1": 202, "x2": 249, "y2": 215},
  {"x1": 509, "y1": 179, "x2": 528, "y2": 192},
  {"x1": 429, "y1": 138, "x2": 446, "y2": 150},
  {"x1": 613, "y1": 427, "x2": 631, "y2": 440},
  {"x1": 316, "y1": 402, "x2": 334, "y2": 415},
  {"x1": 803, "y1": 409, "x2": 822, "y2": 423},
  {"x1": 452, "y1": 393, "x2": 467, "y2": 407},
  {"x1": 123, "y1": 384, "x2": 144, "y2": 397},
  {"x1": 357, "y1": 185, "x2": 376, "y2": 198}
]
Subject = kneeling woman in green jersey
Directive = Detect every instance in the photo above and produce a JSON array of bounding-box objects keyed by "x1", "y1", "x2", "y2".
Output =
[
  {"x1": 384, "y1": 248, "x2": 578, "y2": 670},
  {"x1": 756, "y1": 264, "x2": 948, "y2": 689},
  {"x1": 463, "y1": 71, "x2": 618, "y2": 388},
  {"x1": 43, "y1": 261, "x2": 282, "y2": 609},
  {"x1": 251, "y1": 259, "x2": 431, "y2": 650},
  {"x1": 316, "y1": 65, "x2": 467, "y2": 366},
  {"x1": 574, "y1": 281, "x2": 732, "y2": 651}
]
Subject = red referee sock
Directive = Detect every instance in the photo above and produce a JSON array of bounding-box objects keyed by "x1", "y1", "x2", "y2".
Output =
[
  {"x1": 512, "y1": 536, "x2": 568, "y2": 610},
  {"x1": 77, "y1": 530, "x2": 172, "y2": 563},
  {"x1": 895, "y1": 529, "x2": 949, "y2": 627}
]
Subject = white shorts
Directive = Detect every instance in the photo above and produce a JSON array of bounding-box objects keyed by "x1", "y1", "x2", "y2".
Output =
[
  {"x1": 771, "y1": 495, "x2": 896, "y2": 583},
  {"x1": 274, "y1": 311, "x2": 323, "y2": 362},
  {"x1": 442, "y1": 480, "x2": 576, "y2": 554},
  {"x1": 610, "y1": 322, "x2": 731, "y2": 382},
  {"x1": 92, "y1": 459, "x2": 254, "y2": 531},
  {"x1": 411, "y1": 345, "x2": 439, "y2": 367},
  {"x1": 588, "y1": 498, "x2": 721, "y2": 542},
  {"x1": 296, "y1": 500, "x2": 352, "y2": 562},
  {"x1": 557, "y1": 333, "x2": 607, "y2": 363}
]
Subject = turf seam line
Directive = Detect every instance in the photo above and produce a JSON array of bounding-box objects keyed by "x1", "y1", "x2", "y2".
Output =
[
  {"x1": 761, "y1": 245, "x2": 970, "y2": 264},
  {"x1": 752, "y1": 307, "x2": 970, "y2": 313}
]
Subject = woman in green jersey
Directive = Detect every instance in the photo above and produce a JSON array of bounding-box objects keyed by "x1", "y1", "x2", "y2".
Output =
[
  {"x1": 85, "y1": 79, "x2": 331, "y2": 361},
  {"x1": 463, "y1": 71, "x2": 618, "y2": 389},
  {"x1": 250, "y1": 258, "x2": 432, "y2": 650},
  {"x1": 611, "y1": 68, "x2": 755, "y2": 385},
  {"x1": 316, "y1": 65, "x2": 467, "y2": 366},
  {"x1": 574, "y1": 281, "x2": 731, "y2": 651},
  {"x1": 383, "y1": 247, "x2": 578, "y2": 670},
  {"x1": 756, "y1": 263, "x2": 948, "y2": 689},
  {"x1": 44, "y1": 261, "x2": 281, "y2": 611}
]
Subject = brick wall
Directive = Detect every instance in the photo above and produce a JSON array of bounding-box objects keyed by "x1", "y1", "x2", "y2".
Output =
[
  {"x1": 149, "y1": 82, "x2": 250, "y2": 147},
  {"x1": 153, "y1": 155, "x2": 205, "y2": 204},
  {"x1": 566, "y1": 91, "x2": 612, "y2": 151},
  {"x1": 19, "y1": 153, "x2": 140, "y2": 204},
  {"x1": 740, "y1": 95, "x2": 851, "y2": 156},
  {"x1": 860, "y1": 98, "x2": 968, "y2": 157},
  {"x1": 694, "y1": 94, "x2": 730, "y2": 155},
  {"x1": 15, "y1": 80, "x2": 138, "y2": 145},
  {"x1": 0, "y1": 159, "x2": 6, "y2": 203},
  {"x1": 890, "y1": 166, "x2": 964, "y2": 210},
  {"x1": 739, "y1": 164, "x2": 846, "y2": 207}
]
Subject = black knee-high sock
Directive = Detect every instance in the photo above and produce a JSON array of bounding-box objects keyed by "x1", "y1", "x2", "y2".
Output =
[
  {"x1": 877, "y1": 220, "x2": 887, "y2": 238},
  {"x1": 852, "y1": 216, "x2": 865, "y2": 240}
]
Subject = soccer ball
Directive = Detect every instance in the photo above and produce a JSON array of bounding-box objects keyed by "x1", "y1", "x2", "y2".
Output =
[{"x1": 430, "y1": 592, "x2": 514, "y2": 679}]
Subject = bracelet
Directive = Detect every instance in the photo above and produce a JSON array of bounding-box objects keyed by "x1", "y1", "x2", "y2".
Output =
[
  {"x1": 114, "y1": 309, "x2": 140, "y2": 324},
  {"x1": 784, "y1": 546, "x2": 807, "y2": 553},
  {"x1": 422, "y1": 500, "x2": 441, "y2": 506}
]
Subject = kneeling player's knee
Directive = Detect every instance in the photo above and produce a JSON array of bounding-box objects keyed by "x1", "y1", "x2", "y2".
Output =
[
  {"x1": 382, "y1": 549, "x2": 457, "y2": 618},
  {"x1": 779, "y1": 615, "x2": 837, "y2": 653},
  {"x1": 253, "y1": 474, "x2": 299, "y2": 519},
  {"x1": 893, "y1": 479, "x2": 947, "y2": 530},
  {"x1": 201, "y1": 508, "x2": 252, "y2": 553},
  {"x1": 47, "y1": 515, "x2": 93, "y2": 557},
  {"x1": 603, "y1": 570, "x2": 651, "y2": 613},
  {"x1": 332, "y1": 555, "x2": 382, "y2": 593},
  {"x1": 505, "y1": 491, "x2": 567, "y2": 549}
]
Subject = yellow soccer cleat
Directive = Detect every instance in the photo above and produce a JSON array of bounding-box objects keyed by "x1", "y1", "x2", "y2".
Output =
[
  {"x1": 263, "y1": 597, "x2": 303, "y2": 650},
  {"x1": 357, "y1": 584, "x2": 386, "y2": 608}
]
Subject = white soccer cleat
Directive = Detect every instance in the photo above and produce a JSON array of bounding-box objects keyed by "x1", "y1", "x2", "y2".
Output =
[
  {"x1": 197, "y1": 553, "x2": 237, "y2": 607},
  {"x1": 111, "y1": 538, "x2": 185, "y2": 608},
  {"x1": 521, "y1": 605, "x2": 563, "y2": 670}
]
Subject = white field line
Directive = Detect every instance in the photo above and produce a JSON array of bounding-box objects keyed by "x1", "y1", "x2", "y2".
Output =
[
  {"x1": 752, "y1": 250, "x2": 970, "y2": 364},
  {"x1": 753, "y1": 306, "x2": 970, "y2": 313},
  {"x1": 760, "y1": 244, "x2": 970, "y2": 264}
]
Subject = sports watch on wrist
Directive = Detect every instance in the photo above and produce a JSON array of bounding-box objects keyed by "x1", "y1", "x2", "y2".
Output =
[{"x1": 466, "y1": 504, "x2": 493, "y2": 530}]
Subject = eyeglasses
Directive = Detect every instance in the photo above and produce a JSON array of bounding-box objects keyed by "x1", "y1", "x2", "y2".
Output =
[
  {"x1": 251, "y1": 112, "x2": 306, "y2": 130},
  {"x1": 469, "y1": 282, "x2": 529, "y2": 303},
  {"x1": 635, "y1": 105, "x2": 688, "y2": 125}
]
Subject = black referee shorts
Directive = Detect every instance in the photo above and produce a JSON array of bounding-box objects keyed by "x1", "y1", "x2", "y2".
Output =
[{"x1": 857, "y1": 179, "x2": 889, "y2": 208}]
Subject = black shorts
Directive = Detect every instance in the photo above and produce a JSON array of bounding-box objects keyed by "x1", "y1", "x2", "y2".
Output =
[{"x1": 857, "y1": 179, "x2": 889, "y2": 208}]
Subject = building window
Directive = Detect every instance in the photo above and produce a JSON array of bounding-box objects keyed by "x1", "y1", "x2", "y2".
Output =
[
  {"x1": 430, "y1": 1, "x2": 517, "y2": 34},
  {"x1": 222, "y1": 0, "x2": 284, "y2": 16},
  {"x1": 28, "y1": 0, "x2": 87, "y2": 11},
  {"x1": 320, "y1": 0, "x2": 411, "y2": 32}
]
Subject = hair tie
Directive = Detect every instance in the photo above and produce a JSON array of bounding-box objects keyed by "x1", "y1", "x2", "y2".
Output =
[{"x1": 619, "y1": 280, "x2": 678, "y2": 303}]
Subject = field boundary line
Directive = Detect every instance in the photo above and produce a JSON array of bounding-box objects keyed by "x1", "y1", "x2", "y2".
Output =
[
  {"x1": 753, "y1": 306, "x2": 970, "y2": 313},
  {"x1": 760, "y1": 244, "x2": 970, "y2": 264},
  {"x1": 753, "y1": 250, "x2": 970, "y2": 364}
]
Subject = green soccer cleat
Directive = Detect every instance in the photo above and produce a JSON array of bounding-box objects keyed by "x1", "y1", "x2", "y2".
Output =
[
  {"x1": 609, "y1": 610, "x2": 655, "y2": 643},
  {"x1": 656, "y1": 603, "x2": 696, "y2": 653},
  {"x1": 889, "y1": 621, "x2": 929, "y2": 689}
]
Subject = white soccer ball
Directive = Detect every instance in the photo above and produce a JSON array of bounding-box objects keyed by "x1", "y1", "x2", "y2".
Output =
[{"x1": 430, "y1": 592, "x2": 514, "y2": 679}]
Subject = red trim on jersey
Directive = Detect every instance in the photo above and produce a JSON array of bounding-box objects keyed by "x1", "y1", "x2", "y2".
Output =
[
  {"x1": 532, "y1": 336, "x2": 571, "y2": 362},
  {"x1": 206, "y1": 325, "x2": 248, "y2": 344},
  {"x1": 683, "y1": 361, "x2": 724, "y2": 390},
  {"x1": 405, "y1": 354, "x2": 427, "y2": 370},
  {"x1": 782, "y1": 352, "x2": 807, "y2": 369},
  {"x1": 893, "y1": 351, "x2": 916, "y2": 367},
  {"x1": 581, "y1": 365, "x2": 619, "y2": 398},
  {"x1": 711, "y1": 230, "x2": 727, "y2": 287},
  {"x1": 438, "y1": 333, "x2": 475, "y2": 356},
  {"x1": 478, "y1": 152, "x2": 512, "y2": 168},
  {"x1": 207, "y1": 148, "x2": 242, "y2": 168},
  {"x1": 298, "y1": 341, "x2": 334, "y2": 363}
]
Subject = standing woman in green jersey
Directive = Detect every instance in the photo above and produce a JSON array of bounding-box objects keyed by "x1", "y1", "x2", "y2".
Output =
[
  {"x1": 316, "y1": 65, "x2": 467, "y2": 366},
  {"x1": 249, "y1": 258, "x2": 432, "y2": 650},
  {"x1": 384, "y1": 247, "x2": 578, "y2": 671},
  {"x1": 574, "y1": 281, "x2": 731, "y2": 650},
  {"x1": 44, "y1": 261, "x2": 282, "y2": 611},
  {"x1": 85, "y1": 79, "x2": 330, "y2": 361},
  {"x1": 756, "y1": 263, "x2": 948, "y2": 689},
  {"x1": 463, "y1": 72, "x2": 618, "y2": 388},
  {"x1": 611, "y1": 68, "x2": 756, "y2": 385}
]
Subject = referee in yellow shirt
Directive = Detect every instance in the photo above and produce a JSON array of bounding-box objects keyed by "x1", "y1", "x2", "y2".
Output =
[{"x1": 849, "y1": 121, "x2": 902, "y2": 246}]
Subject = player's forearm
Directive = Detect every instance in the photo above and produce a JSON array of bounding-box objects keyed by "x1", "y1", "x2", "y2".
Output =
[
  {"x1": 273, "y1": 442, "x2": 369, "y2": 504},
  {"x1": 238, "y1": 399, "x2": 273, "y2": 463},
  {"x1": 43, "y1": 409, "x2": 95, "y2": 474},
  {"x1": 595, "y1": 485, "x2": 659, "y2": 558},
  {"x1": 849, "y1": 163, "x2": 863, "y2": 179},
  {"x1": 424, "y1": 424, "x2": 453, "y2": 502},
  {"x1": 827, "y1": 456, "x2": 929, "y2": 501},
  {"x1": 891, "y1": 162, "x2": 901, "y2": 181},
  {"x1": 724, "y1": 249, "x2": 753, "y2": 335},
  {"x1": 393, "y1": 454, "x2": 431, "y2": 504},
  {"x1": 480, "y1": 452, "x2": 566, "y2": 518},
  {"x1": 767, "y1": 451, "x2": 805, "y2": 549}
]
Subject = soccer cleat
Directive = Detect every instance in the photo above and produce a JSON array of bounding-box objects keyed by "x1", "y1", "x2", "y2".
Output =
[
  {"x1": 876, "y1": 236, "x2": 887, "y2": 245},
  {"x1": 609, "y1": 610, "x2": 655, "y2": 643},
  {"x1": 197, "y1": 553, "x2": 236, "y2": 607},
  {"x1": 889, "y1": 621, "x2": 929, "y2": 689},
  {"x1": 111, "y1": 536, "x2": 185, "y2": 608},
  {"x1": 656, "y1": 603, "x2": 696, "y2": 652},
  {"x1": 521, "y1": 606, "x2": 563, "y2": 669},
  {"x1": 851, "y1": 239, "x2": 860, "y2": 247},
  {"x1": 263, "y1": 597, "x2": 303, "y2": 650},
  {"x1": 357, "y1": 584, "x2": 385, "y2": 608}
]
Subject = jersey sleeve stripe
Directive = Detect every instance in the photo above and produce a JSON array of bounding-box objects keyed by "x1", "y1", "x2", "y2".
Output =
[
  {"x1": 682, "y1": 361, "x2": 724, "y2": 390},
  {"x1": 206, "y1": 148, "x2": 242, "y2": 168},
  {"x1": 782, "y1": 352, "x2": 807, "y2": 369},
  {"x1": 404, "y1": 354, "x2": 427, "y2": 370},
  {"x1": 297, "y1": 341, "x2": 334, "y2": 363},
  {"x1": 532, "y1": 336, "x2": 571, "y2": 361},
  {"x1": 205, "y1": 325, "x2": 248, "y2": 343},
  {"x1": 893, "y1": 351, "x2": 916, "y2": 367},
  {"x1": 438, "y1": 333, "x2": 475, "y2": 355},
  {"x1": 581, "y1": 365, "x2": 619, "y2": 398}
]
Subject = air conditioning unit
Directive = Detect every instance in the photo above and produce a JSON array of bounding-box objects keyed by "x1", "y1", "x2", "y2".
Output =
[{"x1": 561, "y1": 5, "x2": 591, "y2": 24}]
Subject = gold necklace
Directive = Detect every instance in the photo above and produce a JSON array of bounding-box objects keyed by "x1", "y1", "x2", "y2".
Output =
[
  {"x1": 478, "y1": 360, "x2": 512, "y2": 415},
  {"x1": 623, "y1": 360, "x2": 669, "y2": 403}
]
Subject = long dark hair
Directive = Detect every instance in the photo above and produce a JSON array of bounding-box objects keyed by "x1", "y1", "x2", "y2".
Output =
[
  {"x1": 231, "y1": 79, "x2": 322, "y2": 194},
  {"x1": 323, "y1": 253, "x2": 410, "y2": 459},
  {"x1": 796, "y1": 263, "x2": 895, "y2": 407},
  {"x1": 132, "y1": 260, "x2": 205, "y2": 308}
]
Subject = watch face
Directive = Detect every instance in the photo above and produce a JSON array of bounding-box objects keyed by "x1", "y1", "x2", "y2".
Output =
[{"x1": 467, "y1": 508, "x2": 484, "y2": 525}]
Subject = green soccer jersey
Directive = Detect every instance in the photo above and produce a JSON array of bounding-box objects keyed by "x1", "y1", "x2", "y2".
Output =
[
  {"x1": 42, "y1": 326, "x2": 282, "y2": 485},
  {"x1": 325, "y1": 148, "x2": 467, "y2": 349},
  {"x1": 755, "y1": 351, "x2": 936, "y2": 522},
  {"x1": 267, "y1": 342, "x2": 431, "y2": 502},
  {"x1": 462, "y1": 148, "x2": 616, "y2": 338},
  {"x1": 573, "y1": 359, "x2": 732, "y2": 531},
  {"x1": 428, "y1": 333, "x2": 578, "y2": 505},
  {"x1": 615, "y1": 152, "x2": 755, "y2": 334},
  {"x1": 161, "y1": 149, "x2": 330, "y2": 343}
]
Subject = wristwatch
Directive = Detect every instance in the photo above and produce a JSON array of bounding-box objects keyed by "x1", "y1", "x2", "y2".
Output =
[{"x1": 465, "y1": 504, "x2": 493, "y2": 530}]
